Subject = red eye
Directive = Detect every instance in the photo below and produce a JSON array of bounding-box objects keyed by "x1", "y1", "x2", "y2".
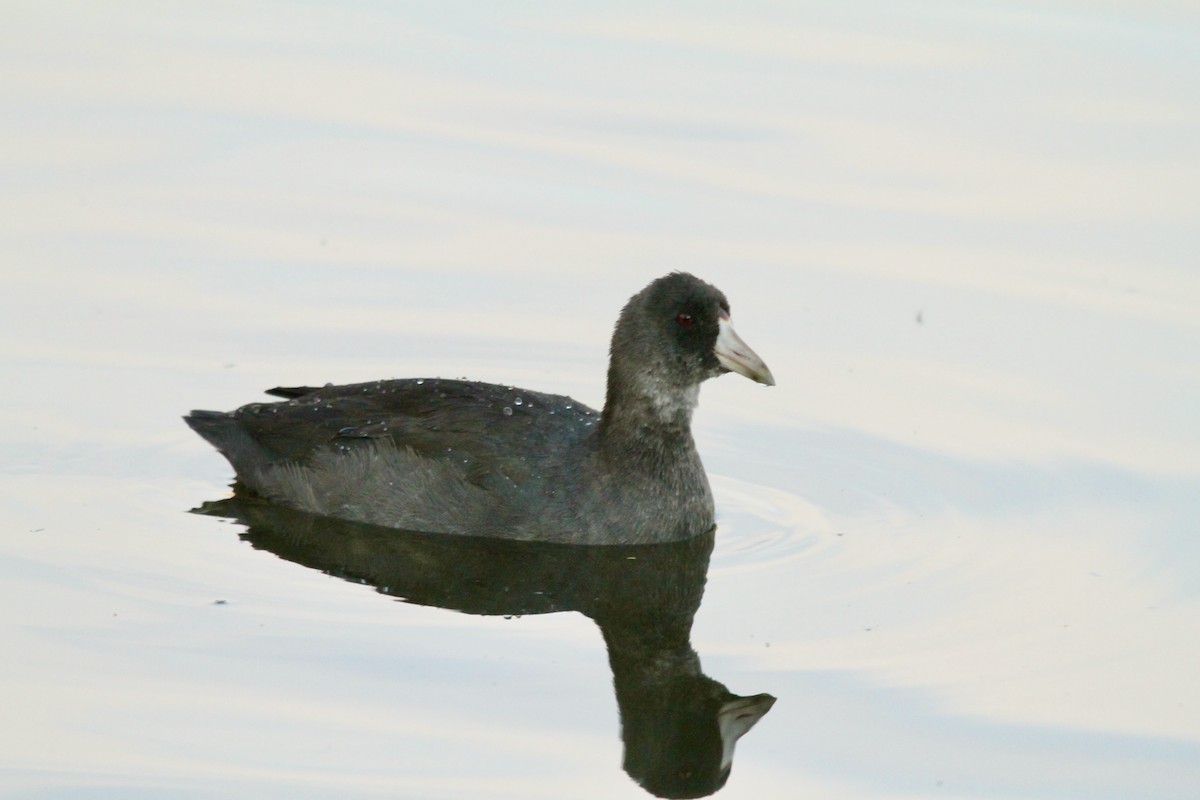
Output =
[{"x1": 675, "y1": 313, "x2": 694, "y2": 328}]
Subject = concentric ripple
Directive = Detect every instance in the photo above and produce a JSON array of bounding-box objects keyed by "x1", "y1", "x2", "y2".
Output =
[{"x1": 709, "y1": 474, "x2": 829, "y2": 574}]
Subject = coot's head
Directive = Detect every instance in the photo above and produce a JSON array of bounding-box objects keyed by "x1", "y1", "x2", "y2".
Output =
[{"x1": 606, "y1": 273, "x2": 773, "y2": 423}]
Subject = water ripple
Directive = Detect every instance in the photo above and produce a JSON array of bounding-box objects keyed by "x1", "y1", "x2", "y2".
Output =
[{"x1": 710, "y1": 475, "x2": 828, "y2": 574}]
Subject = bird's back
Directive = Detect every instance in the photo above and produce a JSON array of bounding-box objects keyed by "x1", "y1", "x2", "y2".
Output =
[{"x1": 186, "y1": 378, "x2": 602, "y2": 537}]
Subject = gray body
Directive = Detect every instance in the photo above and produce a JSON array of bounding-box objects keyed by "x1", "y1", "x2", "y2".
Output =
[{"x1": 185, "y1": 272, "x2": 773, "y2": 545}]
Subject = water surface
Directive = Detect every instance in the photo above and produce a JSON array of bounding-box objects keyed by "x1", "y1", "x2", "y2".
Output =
[{"x1": 3, "y1": 2, "x2": 1199, "y2": 798}]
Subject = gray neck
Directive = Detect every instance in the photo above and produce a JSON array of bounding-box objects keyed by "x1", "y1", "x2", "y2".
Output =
[{"x1": 599, "y1": 364, "x2": 700, "y2": 464}]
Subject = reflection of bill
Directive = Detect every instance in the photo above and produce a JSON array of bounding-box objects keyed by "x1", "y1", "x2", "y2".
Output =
[{"x1": 197, "y1": 495, "x2": 776, "y2": 799}]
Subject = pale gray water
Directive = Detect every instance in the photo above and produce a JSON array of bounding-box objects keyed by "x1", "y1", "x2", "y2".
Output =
[{"x1": 3, "y1": 2, "x2": 1199, "y2": 798}]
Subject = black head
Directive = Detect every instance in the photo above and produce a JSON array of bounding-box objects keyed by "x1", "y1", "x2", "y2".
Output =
[
  {"x1": 615, "y1": 272, "x2": 774, "y2": 384},
  {"x1": 631, "y1": 272, "x2": 731, "y2": 384},
  {"x1": 605, "y1": 273, "x2": 773, "y2": 425}
]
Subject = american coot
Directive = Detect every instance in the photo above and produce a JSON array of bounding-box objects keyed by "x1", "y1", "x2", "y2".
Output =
[{"x1": 185, "y1": 272, "x2": 773, "y2": 544}]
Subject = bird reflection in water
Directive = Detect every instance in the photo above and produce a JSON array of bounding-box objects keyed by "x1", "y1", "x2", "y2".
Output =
[{"x1": 196, "y1": 493, "x2": 775, "y2": 798}]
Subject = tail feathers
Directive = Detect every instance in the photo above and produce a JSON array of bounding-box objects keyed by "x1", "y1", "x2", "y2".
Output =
[
  {"x1": 184, "y1": 410, "x2": 267, "y2": 483},
  {"x1": 183, "y1": 409, "x2": 233, "y2": 446}
]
